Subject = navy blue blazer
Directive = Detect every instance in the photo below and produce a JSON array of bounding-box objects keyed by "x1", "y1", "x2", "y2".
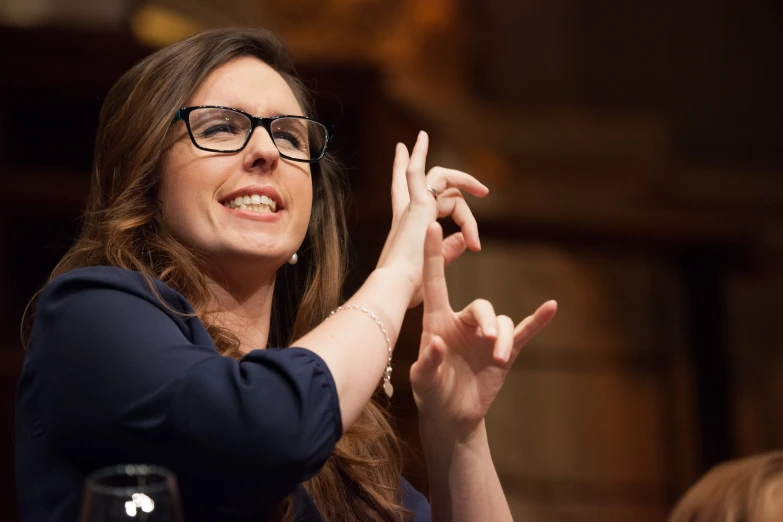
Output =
[{"x1": 15, "y1": 266, "x2": 430, "y2": 521}]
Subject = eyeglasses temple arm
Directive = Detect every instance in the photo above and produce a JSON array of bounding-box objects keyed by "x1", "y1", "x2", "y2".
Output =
[{"x1": 170, "y1": 109, "x2": 183, "y2": 125}]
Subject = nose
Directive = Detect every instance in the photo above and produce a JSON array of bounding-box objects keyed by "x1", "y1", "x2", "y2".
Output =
[{"x1": 242, "y1": 125, "x2": 280, "y2": 172}]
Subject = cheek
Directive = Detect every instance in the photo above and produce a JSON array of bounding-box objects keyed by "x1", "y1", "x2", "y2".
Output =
[
  {"x1": 158, "y1": 157, "x2": 214, "y2": 242},
  {"x1": 160, "y1": 169, "x2": 189, "y2": 223},
  {"x1": 295, "y1": 177, "x2": 314, "y2": 233}
]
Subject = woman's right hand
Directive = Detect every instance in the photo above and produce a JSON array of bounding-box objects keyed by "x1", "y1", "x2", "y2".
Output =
[{"x1": 375, "y1": 131, "x2": 489, "y2": 308}]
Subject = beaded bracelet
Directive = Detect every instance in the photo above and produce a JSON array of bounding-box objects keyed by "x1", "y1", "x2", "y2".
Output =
[{"x1": 330, "y1": 304, "x2": 394, "y2": 397}]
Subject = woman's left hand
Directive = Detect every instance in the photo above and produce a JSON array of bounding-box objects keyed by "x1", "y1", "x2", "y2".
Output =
[
  {"x1": 410, "y1": 223, "x2": 558, "y2": 437},
  {"x1": 377, "y1": 134, "x2": 490, "y2": 308}
]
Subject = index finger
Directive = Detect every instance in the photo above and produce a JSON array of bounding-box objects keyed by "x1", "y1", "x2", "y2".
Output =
[
  {"x1": 407, "y1": 131, "x2": 431, "y2": 204},
  {"x1": 391, "y1": 143, "x2": 411, "y2": 215},
  {"x1": 513, "y1": 300, "x2": 558, "y2": 349},
  {"x1": 422, "y1": 222, "x2": 451, "y2": 312}
]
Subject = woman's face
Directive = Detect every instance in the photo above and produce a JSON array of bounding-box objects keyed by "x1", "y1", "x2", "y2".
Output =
[{"x1": 160, "y1": 56, "x2": 313, "y2": 273}]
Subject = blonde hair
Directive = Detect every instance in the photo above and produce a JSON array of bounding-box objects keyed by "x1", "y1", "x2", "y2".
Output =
[{"x1": 669, "y1": 451, "x2": 783, "y2": 522}]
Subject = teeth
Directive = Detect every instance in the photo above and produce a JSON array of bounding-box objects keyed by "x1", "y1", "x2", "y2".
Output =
[
  {"x1": 237, "y1": 204, "x2": 270, "y2": 213},
  {"x1": 224, "y1": 196, "x2": 276, "y2": 214}
]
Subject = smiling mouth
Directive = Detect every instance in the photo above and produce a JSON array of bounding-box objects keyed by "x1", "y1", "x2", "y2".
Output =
[{"x1": 222, "y1": 194, "x2": 278, "y2": 214}]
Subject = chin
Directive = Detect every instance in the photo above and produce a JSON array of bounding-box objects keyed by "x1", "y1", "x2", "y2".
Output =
[{"x1": 217, "y1": 247, "x2": 289, "y2": 268}]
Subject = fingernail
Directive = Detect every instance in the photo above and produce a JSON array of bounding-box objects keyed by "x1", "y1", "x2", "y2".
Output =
[{"x1": 484, "y1": 326, "x2": 497, "y2": 338}]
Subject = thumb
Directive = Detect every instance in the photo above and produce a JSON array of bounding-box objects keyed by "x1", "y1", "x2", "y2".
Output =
[{"x1": 411, "y1": 335, "x2": 446, "y2": 385}]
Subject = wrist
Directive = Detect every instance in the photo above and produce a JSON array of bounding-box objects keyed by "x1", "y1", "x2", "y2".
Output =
[
  {"x1": 419, "y1": 417, "x2": 493, "y2": 497},
  {"x1": 370, "y1": 267, "x2": 417, "y2": 302},
  {"x1": 419, "y1": 416, "x2": 487, "y2": 454},
  {"x1": 346, "y1": 268, "x2": 415, "y2": 346}
]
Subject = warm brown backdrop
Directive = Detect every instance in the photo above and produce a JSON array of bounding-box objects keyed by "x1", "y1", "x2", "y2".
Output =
[{"x1": 1, "y1": 1, "x2": 782, "y2": 521}]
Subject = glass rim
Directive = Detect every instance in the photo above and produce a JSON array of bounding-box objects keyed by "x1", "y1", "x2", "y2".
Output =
[
  {"x1": 188, "y1": 107, "x2": 326, "y2": 124},
  {"x1": 85, "y1": 464, "x2": 176, "y2": 496},
  {"x1": 177, "y1": 105, "x2": 331, "y2": 162}
]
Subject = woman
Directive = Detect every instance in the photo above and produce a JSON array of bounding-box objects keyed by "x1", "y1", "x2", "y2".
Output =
[
  {"x1": 15, "y1": 27, "x2": 556, "y2": 521},
  {"x1": 668, "y1": 451, "x2": 783, "y2": 522}
]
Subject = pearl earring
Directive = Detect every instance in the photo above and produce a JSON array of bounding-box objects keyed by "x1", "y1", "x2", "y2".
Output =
[{"x1": 288, "y1": 252, "x2": 299, "y2": 265}]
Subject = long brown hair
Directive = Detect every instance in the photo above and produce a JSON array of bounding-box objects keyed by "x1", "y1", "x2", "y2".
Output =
[
  {"x1": 34, "y1": 27, "x2": 409, "y2": 521},
  {"x1": 668, "y1": 451, "x2": 783, "y2": 522}
]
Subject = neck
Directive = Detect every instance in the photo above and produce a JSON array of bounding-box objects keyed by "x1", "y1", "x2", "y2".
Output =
[{"x1": 206, "y1": 258, "x2": 281, "y2": 353}]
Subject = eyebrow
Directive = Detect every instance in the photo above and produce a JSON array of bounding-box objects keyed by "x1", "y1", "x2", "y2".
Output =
[{"x1": 202, "y1": 102, "x2": 305, "y2": 118}]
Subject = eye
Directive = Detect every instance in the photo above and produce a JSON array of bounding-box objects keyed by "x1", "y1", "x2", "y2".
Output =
[
  {"x1": 199, "y1": 122, "x2": 240, "y2": 137},
  {"x1": 272, "y1": 131, "x2": 303, "y2": 150}
]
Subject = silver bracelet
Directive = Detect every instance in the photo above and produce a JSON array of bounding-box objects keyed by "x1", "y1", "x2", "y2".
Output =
[{"x1": 330, "y1": 304, "x2": 394, "y2": 398}]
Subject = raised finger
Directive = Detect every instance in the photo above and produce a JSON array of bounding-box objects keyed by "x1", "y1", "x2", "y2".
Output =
[
  {"x1": 513, "y1": 300, "x2": 557, "y2": 345},
  {"x1": 422, "y1": 222, "x2": 451, "y2": 313},
  {"x1": 391, "y1": 143, "x2": 411, "y2": 215},
  {"x1": 406, "y1": 131, "x2": 431, "y2": 204},
  {"x1": 510, "y1": 300, "x2": 558, "y2": 361},
  {"x1": 426, "y1": 168, "x2": 489, "y2": 199},
  {"x1": 456, "y1": 298, "x2": 498, "y2": 340}
]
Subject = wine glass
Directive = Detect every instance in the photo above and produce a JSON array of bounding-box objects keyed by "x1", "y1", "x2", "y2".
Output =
[{"x1": 80, "y1": 464, "x2": 184, "y2": 521}]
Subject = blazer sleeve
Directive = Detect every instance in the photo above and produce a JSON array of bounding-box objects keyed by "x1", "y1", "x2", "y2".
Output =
[
  {"x1": 29, "y1": 268, "x2": 342, "y2": 491},
  {"x1": 401, "y1": 477, "x2": 431, "y2": 521}
]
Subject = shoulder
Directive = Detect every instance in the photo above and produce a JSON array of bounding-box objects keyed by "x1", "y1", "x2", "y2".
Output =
[
  {"x1": 25, "y1": 266, "x2": 217, "y2": 377},
  {"x1": 38, "y1": 266, "x2": 192, "y2": 315},
  {"x1": 29, "y1": 266, "x2": 199, "y2": 352}
]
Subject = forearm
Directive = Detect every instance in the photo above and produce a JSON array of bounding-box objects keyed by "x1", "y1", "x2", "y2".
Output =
[
  {"x1": 294, "y1": 268, "x2": 413, "y2": 433},
  {"x1": 420, "y1": 419, "x2": 512, "y2": 522}
]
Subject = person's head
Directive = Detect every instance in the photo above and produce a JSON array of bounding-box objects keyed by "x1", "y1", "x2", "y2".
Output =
[
  {"x1": 669, "y1": 451, "x2": 783, "y2": 522},
  {"x1": 57, "y1": 27, "x2": 347, "y2": 349},
  {"x1": 162, "y1": 55, "x2": 318, "y2": 278},
  {"x1": 42, "y1": 27, "x2": 407, "y2": 521}
]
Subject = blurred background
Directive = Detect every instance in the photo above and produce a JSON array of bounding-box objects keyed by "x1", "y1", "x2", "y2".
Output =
[{"x1": 1, "y1": 1, "x2": 782, "y2": 520}]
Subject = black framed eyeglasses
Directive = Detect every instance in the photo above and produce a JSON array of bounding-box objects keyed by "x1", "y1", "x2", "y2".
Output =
[{"x1": 172, "y1": 105, "x2": 332, "y2": 163}]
